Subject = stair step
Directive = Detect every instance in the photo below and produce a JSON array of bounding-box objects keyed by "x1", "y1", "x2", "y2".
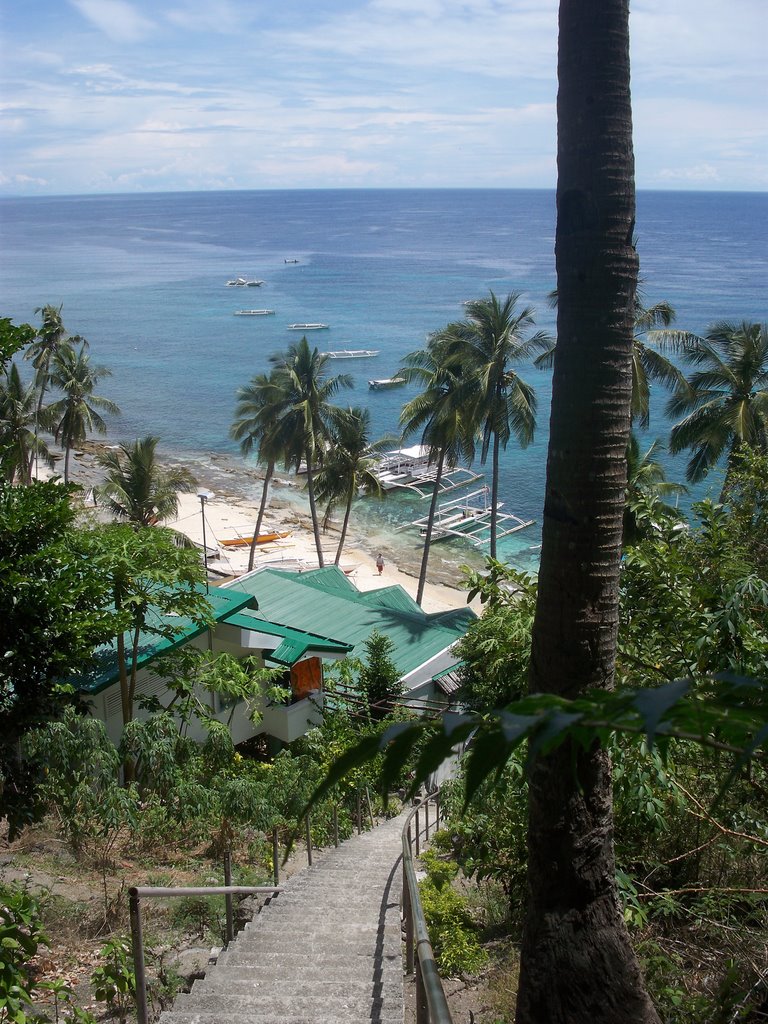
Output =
[
  {"x1": 192, "y1": 974, "x2": 401, "y2": 995},
  {"x1": 172, "y1": 992, "x2": 402, "y2": 1014},
  {"x1": 160, "y1": 1015, "x2": 404, "y2": 1024}
]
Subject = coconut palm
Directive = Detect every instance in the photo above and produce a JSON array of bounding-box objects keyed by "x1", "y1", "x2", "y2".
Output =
[
  {"x1": 24, "y1": 305, "x2": 84, "y2": 419},
  {"x1": 0, "y1": 362, "x2": 55, "y2": 484},
  {"x1": 449, "y1": 291, "x2": 551, "y2": 557},
  {"x1": 231, "y1": 369, "x2": 297, "y2": 571},
  {"x1": 46, "y1": 345, "x2": 119, "y2": 483},
  {"x1": 314, "y1": 407, "x2": 386, "y2": 565},
  {"x1": 536, "y1": 296, "x2": 689, "y2": 429},
  {"x1": 269, "y1": 337, "x2": 353, "y2": 567},
  {"x1": 622, "y1": 433, "x2": 686, "y2": 546},
  {"x1": 399, "y1": 331, "x2": 476, "y2": 605},
  {"x1": 95, "y1": 436, "x2": 198, "y2": 527},
  {"x1": 667, "y1": 321, "x2": 768, "y2": 493}
]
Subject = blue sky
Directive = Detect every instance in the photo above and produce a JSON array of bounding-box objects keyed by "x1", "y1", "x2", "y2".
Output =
[{"x1": 1, "y1": 0, "x2": 765, "y2": 195}]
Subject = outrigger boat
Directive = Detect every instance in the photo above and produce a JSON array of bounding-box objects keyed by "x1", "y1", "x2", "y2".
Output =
[
  {"x1": 410, "y1": 487, "x2": 535, "y2": 547},
  {"x1": 368, "y1": 377, "x2": 405, "y2": 389},
  {"x1": 321, "y1": 348, "x2": 379, "y2": 358},
  {"x1": 226, "y1": 277, "x2": 265, "y2": 287},
  {"x1": 234, "y1": 309, "x2": 275, "y2": 316},
  {"x1": 372, "y1": 445, "x2": 481, "y2": 497},
  {"x1": 288, "y1": 323, "x2": 329, "y2": 331},
  {"x1": 220, "y1": 531, "x2": 291, "y2": 548}
]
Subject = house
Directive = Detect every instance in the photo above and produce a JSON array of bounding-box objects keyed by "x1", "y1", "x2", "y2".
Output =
[{"x1": 78, "y1": 567, "x2": 475, "y2": 747}]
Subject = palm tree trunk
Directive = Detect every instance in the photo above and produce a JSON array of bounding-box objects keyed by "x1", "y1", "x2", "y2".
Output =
[
  {"x1": 248, "y1": 460, "x2": 274, "y2": 572},
  {"x1": 335, "y1": 484, "x2": 354, "y2": 565},
  {"x1": 416, "y1": 451, "x2": 445, "y2": 606},
  {"x1": 304, "y1": 457, "x2": 325, "y2": 567},
  {"x1": 490, "y1": 431, "x2": 500, "y2": 558},
  {"x1": 63, "y1": 442, "x2": 71, "y2": 484},
  {"x1": 516, "y1": 1, "x2": 659, "y2": 1022}
]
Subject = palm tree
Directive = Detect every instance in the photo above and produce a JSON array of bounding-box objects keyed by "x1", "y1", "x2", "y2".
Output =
[
  {"x1": 536, "y1": 296, "x2": 689, "y2": 429},
  {"x1": 447, "y1": 292, "x2": 550, "y2": 557},
  {"x1": 47, "y1": 345, "x2": 119, "y2": 483},
  {"x1": 623, "y1": 433, "x2": 686, "y2": 546},
  {"x1": 231, "y1": 370, "x2": 295, "y2": 571},
  {"x1": 0, "y1": 362, "x2": 55, "y2": 484},
  {"x1": 24, "y1": 305, "x2": 84, "y2": 419},
  {"x1": 399, "y1": 332, "x2": 476, "y2": 605},
  {"x1": 95, "y1": 436, "x2": 197, "y2": 527},
  {"x1": 314, "y1": 407, "x2": 385, "y2": 565},
  {"x1": 666, "y1": 320, "x2": 768, "y2": 494},
  {"x1": 269, "y1": 337, "x2": 353, "y2": 567}
]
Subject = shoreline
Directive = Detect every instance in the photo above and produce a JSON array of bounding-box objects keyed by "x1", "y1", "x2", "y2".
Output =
[{"x1": 58, "y1": 440, "x2": 480, "y2": 615}]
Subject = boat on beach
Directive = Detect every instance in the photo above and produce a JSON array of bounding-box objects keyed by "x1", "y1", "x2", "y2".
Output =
[
  {"x1": 234, "y1": 309, "x2": 275, "y2": 316},
  {"x1": 288, "y1": 323, "x2": 329, "y2": 331},
  {"x1": 321, "y1": 348, "x2": 379, "y2": 358},
  {"x1": 226, "y1": 278, "x2": 265, "y2": 287},
  {"x1": 220, "y1": 531, "x2": 292, "y2": 548},
  {"x1": 368, "y1": 377, "x2": 405, "y2": 389}
]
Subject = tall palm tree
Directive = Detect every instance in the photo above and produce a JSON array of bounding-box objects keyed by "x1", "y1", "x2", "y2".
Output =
[
  {"x1": 95, "y1": 436, "x2": 198, "y2": 527},
  {"x1": 0, "y1": 362, "x2": 55, "y2": 484},
  {"x1": 449, "y1": 291, "x2": 551, "y2": 557},
  {"x1": 231, "y1": 370, "x2": 296, "y2": 571},
  {"x1": 399, "y1": 332, "x2": 475, "y2": 605},
  {"x1": 666, "y1": 320, "x2": 768, "y2": 493},
  {"x1": 24, "y1": 305, "x2": 84, "y2": 419},
  {"x1": 536, "y1": 296, "x2": 689, "y2": 429},
  {"x1": 269, "y1": 337, "x2": 353, "y2": 567},
  {"x1": 314, "y1": 407, "x2": 385, "y2": 565},
  {"x1": 47, "y1": 345, "x2": 119, "y2": 483}
]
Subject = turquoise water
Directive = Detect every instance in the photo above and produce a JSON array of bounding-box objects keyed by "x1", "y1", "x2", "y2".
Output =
[{"x1": 1, "y1": 189, "x2": 765, "y2": 573}]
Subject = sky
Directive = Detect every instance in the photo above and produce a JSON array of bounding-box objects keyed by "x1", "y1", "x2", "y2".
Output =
[{"x1": 0, "y1": 0, "x2": 766, "y2": 196}]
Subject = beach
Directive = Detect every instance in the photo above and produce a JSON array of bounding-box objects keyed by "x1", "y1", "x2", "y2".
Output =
[{"x1": 60, "y1": 441, "x2": 478, "y2": 615}]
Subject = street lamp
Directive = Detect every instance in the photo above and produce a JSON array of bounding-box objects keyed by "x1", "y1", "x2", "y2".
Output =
[{"x1": 197, "y1": 489, "x2": 214, "y2": 592}]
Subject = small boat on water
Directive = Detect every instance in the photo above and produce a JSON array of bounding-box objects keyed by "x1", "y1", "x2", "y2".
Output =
[
  {"x1": 321, "y1": 348, "x2": 380, "y2": 358},
  {"x1": 284, "y1": 258, "x2": 300, "y2": 264},
  {"x1": 288, "y1": 323, "x2": 329, "y2": 331},
  {"x1": 220, "y1": 531, "x2": 292, "y2": 548},
  {"x1": 234, "y1": 309, "x2": 275, "y2": 316},
  {"x1": 227, "y1": 278, "x2": 265, "y2": 287},
  {"x1": 368, "y1": 377, "x2": 405, "y2": 390}
]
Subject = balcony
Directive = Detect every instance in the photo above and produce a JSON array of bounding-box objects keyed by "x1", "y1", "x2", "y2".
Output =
[{"x1": 261, "y1": 691, "x2": 323, "y2": 743}]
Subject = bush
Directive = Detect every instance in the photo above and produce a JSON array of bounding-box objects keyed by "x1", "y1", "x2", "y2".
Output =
[{"x1": 418, "y1": 852, "x2": 487, "y2": 977}]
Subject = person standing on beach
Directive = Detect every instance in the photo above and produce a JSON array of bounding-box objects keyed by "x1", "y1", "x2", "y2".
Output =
[{"x1": 376, "y1": 553, "x2": 384, "y2": 575}]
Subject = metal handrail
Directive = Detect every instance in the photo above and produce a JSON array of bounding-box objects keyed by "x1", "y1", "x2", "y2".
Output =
[
  {"x1": 402, "y1": 791, "x2": 454, "y2": 1024},
  {"x1": 129, "y1": 884, "x2": 282, "y2": 1024}
]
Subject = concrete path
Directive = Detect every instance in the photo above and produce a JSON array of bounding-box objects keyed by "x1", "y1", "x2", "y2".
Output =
[{"x1": 159, "y1": 810, "x2": 408, "y2": 1024}]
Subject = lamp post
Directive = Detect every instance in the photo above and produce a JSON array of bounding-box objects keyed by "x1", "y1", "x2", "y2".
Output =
[{"x1": 197, "y1": 489, "x2": 214, "y2": 592}]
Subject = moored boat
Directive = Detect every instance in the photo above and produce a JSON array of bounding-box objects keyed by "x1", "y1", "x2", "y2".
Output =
[
  {"x1": 226, "y1": 277, "x2": 265, "y2": 287},
  {"x1": 288, "y1": 323, "x2": 330, "y2": 331},
  {"x1": 284, "y1": 258, "x2": 300, "y2": 264},
  {"x1": 368, "y1": 376, "x2": 405, "y2": 389},
  {"x1": 321, "y1": 348, "x2": 379, "y2": 358},
  {"x1": 233, "y1": 309, "x2": 275, "y2": 316},
  {"x1": 220, "y1": 531, "x2": 292, "y2": 547}
]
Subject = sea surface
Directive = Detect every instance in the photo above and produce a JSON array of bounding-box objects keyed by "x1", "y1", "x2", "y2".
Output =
[{"x1": 1, "y1": 189, "x2": 765, "y2": 575}]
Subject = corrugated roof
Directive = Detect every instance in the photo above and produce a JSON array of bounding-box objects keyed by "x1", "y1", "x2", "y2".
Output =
[
  {"x1": 226, "y1": 567, "x2": 475, "y2": 679},
  {"x1": 223, "y1": 609, "x2": 352, "y2": 661}
]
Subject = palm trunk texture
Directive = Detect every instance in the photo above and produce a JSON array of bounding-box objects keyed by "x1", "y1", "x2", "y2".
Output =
[
  {"x1": 517, "y1": 2, "x2": 660, "y2": 1022},
  {"x1": 416, "y1": 451, "x2": 445, "y2": 606},
  {"x1": 248, "y1": 461, "x2": 274, "y2": 572}
]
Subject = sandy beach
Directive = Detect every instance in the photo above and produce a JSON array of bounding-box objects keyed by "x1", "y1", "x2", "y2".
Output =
[{"x1": 57, "y1": 441, "x2": 477, "y2": 615}]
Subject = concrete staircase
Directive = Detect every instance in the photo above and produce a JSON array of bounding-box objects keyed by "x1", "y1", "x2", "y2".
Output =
[{"x1": 159, "y1": 810, "x2": 408, "y2": 1024}]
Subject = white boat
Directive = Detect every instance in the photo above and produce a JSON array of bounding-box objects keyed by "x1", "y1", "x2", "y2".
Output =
[
  {"x1": 234, "y1": 309, "x2": 275, "y2": 316},
  {"x1": 321, "y1": 348, "x2": 380, "y2": 358},
  {"x1": 287, "y1": 323, "x2": 330, "y2": 331},
  {"x1": 368, "y1": 377, "x2": 405, "y2": 390},
  {"x1": 373, "y1": 445, "x2": 482, "y2": 496},
  {"x1": 411, "y1": 487, "x2": 535, "y2": 547},
  {"x1": 226, "y1": 277, "x2": 265, "y2": 287}
]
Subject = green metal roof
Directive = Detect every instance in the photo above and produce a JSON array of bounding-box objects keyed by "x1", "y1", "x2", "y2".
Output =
[
  {"x1": 77, "y1": 584, "x2": 256, "y2": 695},
  {"x1": 226, "y1": 567, "x2": 475, "y2": 679},
  {"x1": 222, "y1": 609, "x2": 353, "y2": 665}
]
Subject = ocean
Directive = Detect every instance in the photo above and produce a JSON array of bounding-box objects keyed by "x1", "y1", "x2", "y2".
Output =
[{"x1": 1, "y1": 189, "x2": 765, "y2": 575}]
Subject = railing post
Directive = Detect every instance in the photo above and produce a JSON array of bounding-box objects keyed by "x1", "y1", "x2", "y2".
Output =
[
  {"x1": 129, "y1": 889, "x2": 149, "y2": 1024},
  {"x1": 356, "y1": 790, "x2": 362, "y2": 834},
  {"x1": 435, "y1": 791, "x2": 440, "y2": 829},
  {"x1": 223, "y1": 849, "x2": 234, "y2": 944},
  {"x1": 415, "y1": 805, "x2": 421, "y2": 858},
  {"x1": 305, "y1": 813, "x2": 313, "y2": 867},
  {"x1": 425, "y1": 798, "x2": 430, "y2": 841},
  {"x1": 333, "y1": 804, "x2": 339, "y2": 847},
  {"x1": 272, "y1": 826, "x2": 280, "y2": 886}
]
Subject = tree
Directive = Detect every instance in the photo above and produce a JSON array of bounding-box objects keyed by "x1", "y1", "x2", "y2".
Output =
[
  {"x1": 95, "y1": 435, "x2": 197, "y2": 528},
  {"x1": 0, "y1": 317, "x2": 35, "y2": 373},
  {"x1": 447, "y1": 292, "x2": 550, "y2": 558},
  {"x1": 231, "y1": 370, "x2": 295, "y2": 572},
  {"x1": 47, "y1": 344, "x2": 119, "y2": 483},
  {"x1": 24, "y1": 305, "x2": 82, "y2": 421},
  {"x1": 269, "y1": 337, "x2": 353, "y2": 567},
  {"x1": 518, "y1": 0, "x2": 660, "y2": 1018},
  {"x1": 314, "y1": 407, "x2": 384, "y2": 565},
  {"x1": 0, "y1": 362, "x2": 55, "y2": 484},
  {"x1": 357, "y1": 630, "x2": 404, "y2": 720},
  {"x1": 399, "y1": 331, "x2": 476, "y2": 605},
  {"x1": 666, "y1": 321, "x2": 768, "y2": 493}
]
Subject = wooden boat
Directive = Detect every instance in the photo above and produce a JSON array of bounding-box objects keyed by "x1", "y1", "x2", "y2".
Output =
[
  {"x1": 288, "y1": 323, "x2": 329, "y2": 331},
  {"x1": 220, "y1": 531, "x2": 291, "y2": 548},
  {"x1": 234, "y1": 309, "x2": 275, "y2": 316},
  {"x1": 321, "y1": 349, "x2": 380, "y2": 358},
  {"x1": 368, "y1": 377, "x2": 405, "y2": 389}
]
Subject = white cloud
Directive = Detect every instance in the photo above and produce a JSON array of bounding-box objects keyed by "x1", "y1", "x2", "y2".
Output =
[{"x1": 69, "y1": 0, "x2": 155, "y2": 42}]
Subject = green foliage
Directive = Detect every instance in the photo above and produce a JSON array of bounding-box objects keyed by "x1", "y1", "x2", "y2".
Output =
[
  {"x1": 0, "y1": 318, "x2": 34, "y2": 371},
  {"x1": 357, "y1": 630, "x2": 404, "y2": 719},
  {"x1": 0, "y1": 883, "x2": 48, "y2": 1024},
  {"x1": 90, "y1": 937, "x2": 135, "y2": 1023},
  {"x1": 418, "y1": 851, "x2": 487, "y2": 977}
]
